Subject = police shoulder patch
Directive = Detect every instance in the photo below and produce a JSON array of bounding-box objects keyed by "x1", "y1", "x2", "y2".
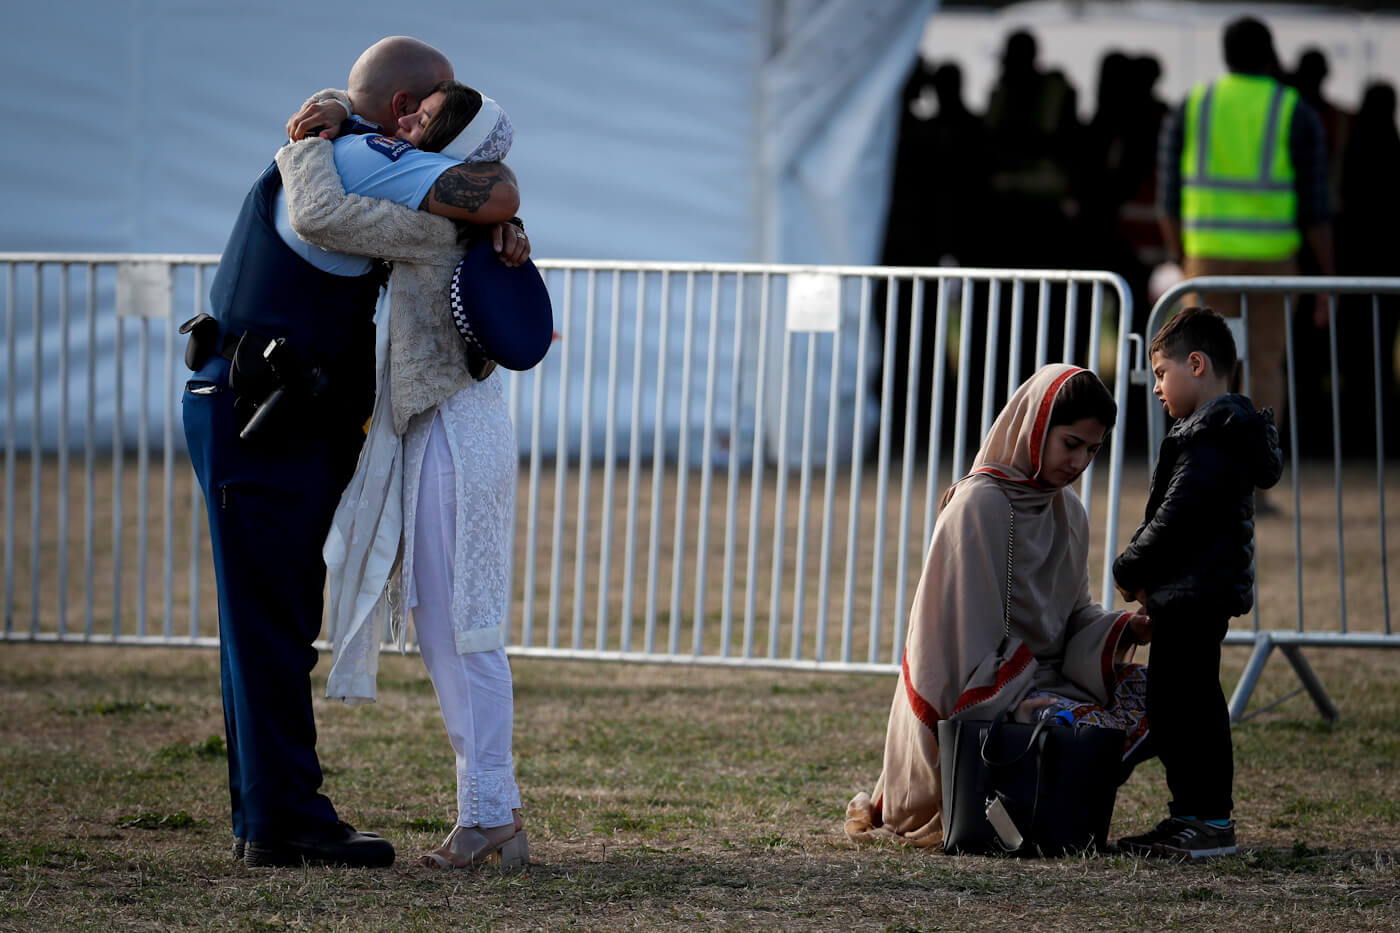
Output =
[{"x1": 365, "y1": 136, "x2": 415, "y2": 162}]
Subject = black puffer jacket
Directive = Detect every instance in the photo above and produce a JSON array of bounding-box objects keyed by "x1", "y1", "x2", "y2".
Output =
[{"x1": 1114, "y1": 394, "x2": 1283, "y2": 618}]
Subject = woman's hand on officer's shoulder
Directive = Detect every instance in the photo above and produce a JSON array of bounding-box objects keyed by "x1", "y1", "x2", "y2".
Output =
[
  {"x1": 1127, "y1": 608, "x2": 1152, "y2": 645},
  {"x1": 287, "y1": 100, "x2": 349, "y2": 142}
]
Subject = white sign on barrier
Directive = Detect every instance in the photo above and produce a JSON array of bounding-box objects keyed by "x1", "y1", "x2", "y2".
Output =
[
  {"x1": 116, "y1": 261, "x2": 172, "y2": 319},
  {"x1": 785, "y1": 272, "x2": 840, "y2": 333}
]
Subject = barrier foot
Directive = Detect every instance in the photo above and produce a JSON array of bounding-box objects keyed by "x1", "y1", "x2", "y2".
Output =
[
  {"x1": 1278, "y1": 643, "x2": 1340, "y2": 723},
  {"x1": 1228, "y1": 634, "x2": 1274, "y2": 724}
]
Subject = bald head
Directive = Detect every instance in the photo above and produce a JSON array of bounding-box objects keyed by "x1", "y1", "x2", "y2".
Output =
[{"x1": 348, "y1": 36, "x2": 453, "y2": 130}]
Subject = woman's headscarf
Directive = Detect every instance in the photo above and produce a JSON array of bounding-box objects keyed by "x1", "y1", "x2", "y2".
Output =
[
  {"x1": 942, "y1": 362, "x2": 1086, "y2": 507},
  {"x1": 440, "y1": 95, "x2": 513, "y2": 164}
]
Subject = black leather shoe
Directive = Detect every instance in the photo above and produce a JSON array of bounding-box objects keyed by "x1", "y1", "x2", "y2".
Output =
[
  {"x1": 243, "y1": 821, "x2": 395, "y2": 868},
  {"x1": 232, "y1": 837, "x2": 245, "y2": 862}
]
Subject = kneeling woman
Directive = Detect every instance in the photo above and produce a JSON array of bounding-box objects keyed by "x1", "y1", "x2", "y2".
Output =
[{"x1": 846, "y1": 364, "x2": 1151, "y2": 846}]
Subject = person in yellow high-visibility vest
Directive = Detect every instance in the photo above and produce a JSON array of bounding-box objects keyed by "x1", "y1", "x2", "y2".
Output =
[{"x1": 1158, "y1": 16, "x2": 1333, "y2": 512}]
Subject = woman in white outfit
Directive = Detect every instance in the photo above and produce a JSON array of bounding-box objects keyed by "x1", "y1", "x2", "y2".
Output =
[{"x1": 276, "y1": 81, "x2": 530, "y2": 869}]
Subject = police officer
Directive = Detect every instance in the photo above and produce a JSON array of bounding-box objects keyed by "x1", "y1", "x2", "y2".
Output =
[
  {"x1": 1158, "y1": 16, "x2": 1334, "y2": 478},
  {"x1": 182, "y1": 36, "x2": 520, "y2": 868}
]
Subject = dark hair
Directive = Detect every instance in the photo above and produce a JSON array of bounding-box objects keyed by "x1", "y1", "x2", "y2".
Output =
[
  {"x1": 1149, "y1": 306, "x2": 1238, "y2": 378},
  {"x1": 1223, "y1": 16, "x2": 1276, "y2": 75},
  {"x1": 415, "y1": 79, "x2": 484, "y2": 154},
  {"x1": 1048, "y1": 369, "x2": 1116, "y2": 430}
]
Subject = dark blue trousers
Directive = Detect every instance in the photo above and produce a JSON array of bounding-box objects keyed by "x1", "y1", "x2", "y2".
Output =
[
  {"x1": 1147, "y1": 608, "x2": 1234, "y2": 820},
  {"x1": 183, "y1": 360, "x2": 364, "y2": 842}
]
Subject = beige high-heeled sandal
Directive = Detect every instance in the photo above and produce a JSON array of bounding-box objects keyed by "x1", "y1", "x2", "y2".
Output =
[{"x1": 415, "y1": 824, "x2": 530, "y2": 871}]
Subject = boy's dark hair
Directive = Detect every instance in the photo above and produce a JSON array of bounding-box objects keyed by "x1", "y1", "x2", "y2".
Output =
[
  {"x1": 1048, "y1": 369, "x2": 1117, "y2": 430},
  {"x1": 1150, "y1": 306, "x2": 1238, "y2": 379},
  {"x1": 416, "y1": 80, "x2": 485, "y2": 154}
]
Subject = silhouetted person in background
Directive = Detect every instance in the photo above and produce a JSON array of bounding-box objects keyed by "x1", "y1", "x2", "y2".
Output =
[
  {"x1": 882, "y1": 60, "x2": 939, "y2": 269},
  {"x1": 1289, "y1": 48, "x2": 1351, "y2": 215},
  {"x1": 877, "y1": 58, "x2": 990, "y2": 454},
  {"x1": 985, "y1": 29, "x2": 1080, "y2": 269},
  {"x1": 1081, "y1": 50, "x2": 1168, "y2": 327},
  {"x1": 1335, "y1": 82, "x2": 1400, "y2": 453}
]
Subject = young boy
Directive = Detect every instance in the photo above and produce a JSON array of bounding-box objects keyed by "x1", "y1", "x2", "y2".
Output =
[{"x1": 1113, "y1": 306, "x2": 1283, "y2": 859}]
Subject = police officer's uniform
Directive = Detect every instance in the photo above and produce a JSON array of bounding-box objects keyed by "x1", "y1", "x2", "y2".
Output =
[{"x1": 183, "y1": 119, "x2": 458, "y2": 859}]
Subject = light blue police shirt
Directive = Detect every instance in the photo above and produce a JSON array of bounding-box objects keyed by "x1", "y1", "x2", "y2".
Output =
[{"x1": 273, "y1": 117, "x2": 459, "y2": 275}]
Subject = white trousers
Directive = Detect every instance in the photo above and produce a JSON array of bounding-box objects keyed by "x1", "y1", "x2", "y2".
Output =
[{"x1": 413, "y1": 414, "x2": 521, "y2": 829}]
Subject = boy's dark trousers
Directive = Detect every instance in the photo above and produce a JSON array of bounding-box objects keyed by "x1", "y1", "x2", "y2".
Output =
[{"x1": 1147, "y1": 607, "x2": 1235, "y2": 819}]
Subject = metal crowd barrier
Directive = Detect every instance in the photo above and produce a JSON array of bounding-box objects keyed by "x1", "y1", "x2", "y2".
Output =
[
  {"x1": 1, "y1": 253, "x2": 1133, "y2": 677},
  {"x1": 1144, "y1": 276, "x2": 1399, "y2": 722}
]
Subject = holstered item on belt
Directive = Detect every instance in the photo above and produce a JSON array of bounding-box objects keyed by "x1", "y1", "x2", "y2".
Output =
[
  {"x1": 230, "y1": 333, "x2": 329, "y2": 442},
  {"x1": 179, "y1": 313, "x2": 224, "y2": 371}
]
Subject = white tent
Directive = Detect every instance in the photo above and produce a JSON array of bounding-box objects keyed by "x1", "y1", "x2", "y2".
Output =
[{"x1": 2, "y1": 0, "x2": 933, "y2": 265}]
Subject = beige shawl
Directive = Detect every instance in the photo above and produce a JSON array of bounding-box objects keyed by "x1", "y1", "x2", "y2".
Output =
[{"x1": 846, "y1": 364, "x2": 1133, "y2": 846}]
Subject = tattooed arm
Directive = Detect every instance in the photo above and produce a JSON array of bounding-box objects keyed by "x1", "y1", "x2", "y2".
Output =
[{"x1": 420, "y1": 161, "x2": 519, "y2": 223}]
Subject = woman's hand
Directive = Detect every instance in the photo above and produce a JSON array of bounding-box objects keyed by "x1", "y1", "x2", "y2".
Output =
[
  {"x1": 287, "y1": 99, "x2": 350, "y2": 141},
  {"x1": 1013, "y1": 695, "x2": 1057, "y2": 724},
  {"x1": 492, "y1": 222, "x2": 530, "y2": 267},
  {"x1": 1127, "y1": 608, "x2": 1152, "y2": 645}
]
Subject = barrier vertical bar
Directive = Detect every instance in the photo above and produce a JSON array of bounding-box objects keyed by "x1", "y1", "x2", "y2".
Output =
[
  {"x1": 163, "y1": 276, "x2": 176, "y2": 639},
  {"x1": 521, "y1": 355, "x2": 546, "y2": 648},
  {"x1": 84, "y1": 264, "x2": 97, "y2": 637},
  {"x1": 693, "y1": 272, "x2": 723, "y2": 654},
  {"x1": 3, "y1": 264, "x2": 15, "y2": 635},
  {"x1": 767, "y1": 302, "x2": 794, "y2": 659},
  {"x1": 839, "y1": 278, "x2": 870, "y2": 664},
  {"x1": 1035, "y1": 278, "x2": 1050, "y2": 371},
  {"x1": 188, "y1": 266, "x2": 203, "y2": 640},
  {"x1": 644, "y1": 271, "x2": 672, "y2": 655},
  {"x1": 1282, "y1": 293, "x2": 1304, "y2": 632},
  {"x1": 547, "y1": 270, "x2": 573, "y2": 649},
  {"x1": 57, "y1": 267, "x2": 71, "y2": 635},
  {"x1": 1007, "y1": 280, "x2": 1025, "y2": 399},
  {"x1": 741, "y1": 273, "x2": 771, "y2": 660},
  {"x1": 870, "y1": 276, "x2": 898, "y2": 663},
  {"x1": 816, "y1": 300, "x2": 843, "y2": 663},
  {"x1": 1080, "y1": 281, "x2": 1105, "y2": 528},
  {"x1": 29, "y1": 268, "x2": 43, "y2": 636},
  {"x1": 1099, "y1": 283, "x2": 1132, "y2": 605},
  {"x1": 1373, "y1": 295, "x2": 1392, "y2": 634},
  {"x1": 790, "y1": 328, "x2": 819, "y2": 659},
  {"x1": 980, "y1": 280, "x2": 1002, "y2": 441},
  {"x1": 719, "y1": 273, "x2": 746, "y2": 657},
  {"x1": 137, "y1": 317, "x2": 150, "y2": 636},
  {"x1": 113, "y1": 308, "x2": 125, "y2": 638},
  {"x1": 620, "y1": 271, "x2": 649, "y2": 653},
  {"x1": 596, "y1": 270, "x2": 623, "y2": 650},
  {"x1": 923, "y1": 279, "x2": 950, "y2": 551},
  {"x1": 1325, "y1": 293, "x2": 1348, "y2": 632},
  {"x1": 893, "y1": 277, "x2": 926, "y2": 657},
  {"x1": 571, "y1": 270, "x2": 598, "y2": 651},
  {"x1": 670, "y1": 273, "x2": 696, "y2": 656},
  {"x1": 951, "y1": 278, "x2": 974, "y2": 483},
  {"x1": 1062, "y1": 280, "x2": 1078, "y2": 362}
]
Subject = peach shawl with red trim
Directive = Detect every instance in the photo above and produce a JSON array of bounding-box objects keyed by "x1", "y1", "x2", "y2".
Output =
[{"x1": 846, "y1": 364, "x2": 1133, "y2": 846}]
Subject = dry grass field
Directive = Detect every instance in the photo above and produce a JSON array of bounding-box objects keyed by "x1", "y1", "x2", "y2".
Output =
[{"x1": 1, "y1": 454, "x2": 1398, "y2": 930}]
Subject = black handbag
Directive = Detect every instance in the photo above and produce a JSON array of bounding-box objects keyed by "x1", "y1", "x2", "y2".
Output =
[
  {"x1": 938, "y1": 713, "x2": 1124, "y2": 857},
  {"x1": 937, "y1": 492, "x2": 1124, "y2": 857}
]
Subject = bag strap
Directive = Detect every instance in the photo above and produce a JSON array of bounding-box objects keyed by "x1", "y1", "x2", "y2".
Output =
[
  {"x1": 979, "y1": 711, "x2": 1051, "y2": 768},
  {"x1": 1001, "y1": 502, "x2": 1015, "y2": 643}
]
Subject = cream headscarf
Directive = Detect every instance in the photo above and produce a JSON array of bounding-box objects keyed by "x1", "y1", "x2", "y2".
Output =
[{"x1": 846, "y1": 364, "x2": 1132, "y2": 846}]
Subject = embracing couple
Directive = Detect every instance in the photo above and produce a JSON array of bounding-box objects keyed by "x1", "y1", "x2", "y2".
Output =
[{"x1": 184, "y1": 36, "x2": 534, "y2": 871}]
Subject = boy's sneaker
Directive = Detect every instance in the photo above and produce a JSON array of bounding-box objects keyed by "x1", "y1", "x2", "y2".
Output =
[
  {"x1": 1116, "y1": 818, "x2": 1182, "y2": 856},
  {"x1": 1148, "y1": 817, "x2": 1237, "y2": 860}
]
